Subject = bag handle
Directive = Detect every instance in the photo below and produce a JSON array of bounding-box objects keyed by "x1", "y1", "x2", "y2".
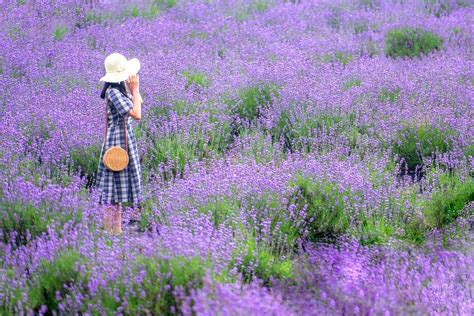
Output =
[{"x1": 105, "y1": 91, "x2": 128, "y2": 153}]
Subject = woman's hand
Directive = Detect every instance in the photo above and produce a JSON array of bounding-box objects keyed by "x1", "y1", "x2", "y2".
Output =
[{"x1": 127, "y1": 74, "x2": 139, "y2": 94}]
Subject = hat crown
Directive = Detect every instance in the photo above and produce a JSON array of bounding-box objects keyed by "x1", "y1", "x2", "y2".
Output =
[
  {"x1": 104, "y1": 53, "x2": 127, "y2": 73},
  {"x1": 100, "y1": 53, "x2": 140, "y2": 83}
]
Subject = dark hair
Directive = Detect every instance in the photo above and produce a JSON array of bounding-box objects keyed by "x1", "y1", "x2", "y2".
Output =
[{"x1": 100, "y1": 81, "x2": 128, "y2": 99}]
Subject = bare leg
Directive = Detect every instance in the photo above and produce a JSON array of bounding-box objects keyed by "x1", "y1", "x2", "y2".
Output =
[
  {"x1": 112, "y1": 203, "x2": 122, "y2": 235},
  {"x1": 103, "y1": 203, "x2": 115, "y2": 233}
]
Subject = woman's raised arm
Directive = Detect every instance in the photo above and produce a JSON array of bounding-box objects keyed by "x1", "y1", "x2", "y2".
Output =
[{"x1": 127, "y1": 74, "x2": 142, "y2": 121}]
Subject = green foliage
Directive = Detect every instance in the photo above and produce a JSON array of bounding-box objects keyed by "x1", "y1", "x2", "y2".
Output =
[
  {"x1": 164, "y1": 255, "x2": 207, "y2": 289},
  {"x1": 423, "y1": 0, "x2": 457, "y2": 17},
  {"x1": 152, "y1": 254, "x2": 207, "y2": 313},
  {"x1": 0, "y1": 268, "x2": 24, "y2": 314},
  {"x1": 270, "y1": 110, "x2": 295, "y2": 153},
  {"x1": 401, "y1": 219, "x2": 427, "y2": 245},
  {"x1": 394, "y1": 171, "x2": 473, "y2": 244},
  {"x1": 235, "y1": 237, "x2": 295, "y2": 286},
  {"x1": 359, "y1": 214, "x2": 394, "y2": 245},
  {"x1": 385, "y1": 27, "x2": 443, "y2": 58},
  {"x1": 245, "y1": 192, "x2": 282, "y2": 237},
  {"x1": 52, "y1": 26, "x2": 68, "y2": 41},
  {"x1": 146, "y1": 133, "x2": 195, "y2": 180},
  {"x1": 182, "y1": 70, "x2": 210, "y2": 89},
  {"x1": 6, "y1": 25, "x2": 26, "y2": 40},
  {"x1": 423, "y1": 173, "x2": 474, "y2": 228},
  {"x1": 126, "y1": 197, "x2": 166, "y2": 232},
  {"x1": 10, "y1": 65, "x2": 26, "y2": 79},
  {"x1": 335, "y1": 51, "x2": 353, "y2": 66},
  {"x1": 245, "y1": 193, "x2": 301, "y2": 258},
  {"x1": 217, "y1": 47, "x2": 226, "y2": 59},
  {"x1": 69, "y1": 144, "x2": 101, "y2": 188},
  {"x1": 91, "y1": 255, "x2": 207, "y2": 315},
  {"x1": 29, "y1": 249, "x2": 89, "y2": 312},
  {"x1": 465, "y1": 144, "x2": 474, "y2": 159},
  {"x1": 344, "y1": 78, "x2": 362, "y2": 90},
  {"x1": 227, "y1": 83, "x2": 279, "y2": 126},
  {"x1": 148, "y1": 99, "x2": 198, "y2": 119},
  {"x1": 17, "y1": 116, "x2": 95, "y2": 186},
  {"x1": 137, "y1": 201, "x2": 155, "y2": 231},
  {"x1": 40, "y1": 73, "x2": 88, "y2": 93},
  {"x1": 22, "y1": 116, "x2": 55, "y2": 164},
  {"x1": 251, "y1": 0, "x2": 270, "y2": 12},
  {"x1": 120, "y1": 6, "x2": 141, "y2": 19},
  {"x1": 308, "y1": 112, "x2": 346, "y2": 135},
  {"x1": 192, "y1": 192, "x2": 299, "y2": 265},
  {"x1": 196, "y1": 195, "x2": 240, "y2": 229},
  {"x1": 143, "y1": 122, "x2": 232, "y2": 181},
  {"x1": 270, "y1": 108, "x2": 354, "y2": 154},
  {"x1": 288, "y1": 175, "x2": 352, "y2": 241},
  {"x1": 362, "y1": 39, "x2": 380, "y2": 57},
  {"x1": 392, "y1": 122, "x2": 454, "y2": 171},
  {"x1": 158, "y1": 256, "x2": 209, "y2": 314},
  {"x1": 377, "y1": 87, "x2": 400, "y2": 103},
  {"x1": 326, "y1": 7, "x2": 342, "y2": 30},
  {"x1": 81, "y1": 10, "x2": 108, "y2": 26},
  {"x1": 189, "y1": 31, "x2": 209, "y2": 39},
  {"x1": 238, "y1": 129, "x2": 280, "y2": 164},
  {"x1": 45, "y1": 55, "x2": 53, "y2": 68},
  {"x1": 84, "y1": 11, "x2": 100, "y2": 23},
  {"x1": 154, "y1": 0, "x2": 176, "y2": 9},
  {"x1": 321, "y1": 51, "x2": 353, "y2": 66},
  {"x1": 263, "y1": 196, "x2": 302, "y2": 255},
  {"x1": 0, "y1": 200, "x2": 83, "y2": 248},
  {"x1": 194, "y1": 192, "x2": 297, "y2": 259},
  {"x1": 80, "y1": 0, "x2": 175, "y2": 25},
  {"x1": 353, "y1": 21, "x2": 368, "y2": 35},
  {"x1": 277, "y1": 111, "x2": 311, "y2": 153},
  {"x1": 235, "y1": 0, "x2": 273, "y2": 20},
  {"x1": 358, "y1": 0, "x2": 380, "y2": 10},
  {"x1": 131, "y1": 5, "x2": 140, "y2": 17},
  {"x1": 347, "y1": 123, "x2": 372, "y2": 158}
]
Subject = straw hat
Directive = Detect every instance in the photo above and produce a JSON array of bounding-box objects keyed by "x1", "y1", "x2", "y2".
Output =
[{"x1": 99, "y1": 52, "x2": 140, "y2": 83}]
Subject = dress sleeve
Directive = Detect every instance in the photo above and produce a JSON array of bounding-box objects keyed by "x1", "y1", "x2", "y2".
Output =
[{"x1": 107, "y1": 87, "x2": 133, "y2": 116}]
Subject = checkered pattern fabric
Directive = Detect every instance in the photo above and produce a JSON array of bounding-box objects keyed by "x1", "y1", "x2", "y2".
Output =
[{"x1": 95, "y1": 86, "x2": 142, "y2": 205}]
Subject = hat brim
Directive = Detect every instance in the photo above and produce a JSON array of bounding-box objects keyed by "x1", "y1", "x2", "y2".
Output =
[
  {"x1": 99, "y1": 57, "x2": 141, "y2": 83},
  {"x1": 127, "y1": 58, "x2": 140, "y2": 76}
]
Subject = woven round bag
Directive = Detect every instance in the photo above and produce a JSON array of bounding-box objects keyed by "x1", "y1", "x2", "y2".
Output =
[
  {"x1": 103, "y1": 146, "x2": 129, "y2": 171},
  {"x1": 103, "y1": 95, "x2": 129, "y2": 172}
]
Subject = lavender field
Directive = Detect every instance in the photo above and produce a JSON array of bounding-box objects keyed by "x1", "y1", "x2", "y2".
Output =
[{"x1": 1, "y1": 0, "x2": 473, "y2": 314}]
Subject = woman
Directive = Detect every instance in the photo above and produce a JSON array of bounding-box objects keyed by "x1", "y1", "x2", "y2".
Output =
[{"x1": 95, "y1": 52, "x2": 144, "y2": 235}]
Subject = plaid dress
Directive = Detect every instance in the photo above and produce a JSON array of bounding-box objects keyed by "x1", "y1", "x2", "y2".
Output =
[{"x1": 95, "y1": 86, "x2": 142, "y2": 205}]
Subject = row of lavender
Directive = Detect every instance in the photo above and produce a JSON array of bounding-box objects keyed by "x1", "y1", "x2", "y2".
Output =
[
  {"x1": 1, "y1": 0, "x2": 473, "y2": 314},
  {"x1": 1, "y1": 168, "x2": 473, "y2": 315}
]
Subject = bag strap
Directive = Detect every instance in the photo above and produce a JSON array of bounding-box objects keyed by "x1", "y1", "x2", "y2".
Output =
[{"x1": 105, "y1": 90, "x2": 128, "y2": 152}]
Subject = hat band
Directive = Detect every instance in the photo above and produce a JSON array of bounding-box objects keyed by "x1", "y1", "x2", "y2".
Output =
[
  {"x1": 106, "y1": 64, "x2": 127, "y2": 73},
  {"x1": 106, "y1": 70, "x2": 127, "y2": 74}
]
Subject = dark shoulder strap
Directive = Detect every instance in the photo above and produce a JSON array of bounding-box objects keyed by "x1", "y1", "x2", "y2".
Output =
[{"x1": 104, "y1": 87, "x2": 128, "y2": 152}]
